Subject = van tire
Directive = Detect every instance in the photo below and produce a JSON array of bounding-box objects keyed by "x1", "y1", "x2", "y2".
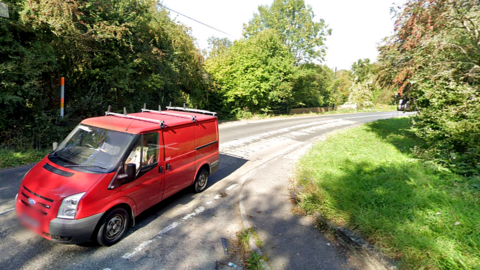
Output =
[
  {"x1": 193, "y1": 168, "x2": 209, "y2": 193},
  {"x1": 96, "y1": 207, "x2": 129, "y2": 246}
]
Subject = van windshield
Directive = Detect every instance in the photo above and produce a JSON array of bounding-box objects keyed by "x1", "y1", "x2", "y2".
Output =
[{"x1": 49, "y1": 124, "x2": 135, "y2": 173}]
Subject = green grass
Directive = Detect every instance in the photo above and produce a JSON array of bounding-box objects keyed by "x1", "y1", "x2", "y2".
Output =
[
  {"x1": 295, "y1": 117, "x2": 480, "y2": 270},
  {"x1": 246, "y1": 251, "x2": 266, "y2": 270},
  {"x1": 0, "y1": 148, "x2": 49, "y2": 168},
  {"x1": 237, "y1": 228, "x2": 269, "y2": 270}
]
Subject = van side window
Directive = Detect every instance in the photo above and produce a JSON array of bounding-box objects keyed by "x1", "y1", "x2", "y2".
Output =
[
  {"x1": 125, "y1": 133, "x2": 159, "y2": 171},
  {"x1": 142, "y1": 133, "x2": 159, "y2": 167}
]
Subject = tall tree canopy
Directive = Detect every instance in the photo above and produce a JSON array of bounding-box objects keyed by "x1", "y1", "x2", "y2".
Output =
[
  {"x1": 243, "y1": 0, "x2": 331, "y2": 64},
  {"x1": 378, "y1": 0, "x2": 480, "y2": 174},
  {"x1": 205, "y1": 29, "x2": 297, "y2": 117},
  {"x1": 0, "y1": 0, "x2": 208, "y2": 149}
]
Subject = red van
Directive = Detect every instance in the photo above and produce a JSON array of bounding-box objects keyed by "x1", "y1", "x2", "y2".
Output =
[{"x1": 15, "y1": 106, "x2": 219, "y2": 246}]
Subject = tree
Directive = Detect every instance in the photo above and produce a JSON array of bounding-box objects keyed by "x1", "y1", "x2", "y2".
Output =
[
  {"x1": 332, "y1": 70, "x2": 353, "y2": 105},
  {"x1": 351, "y1": 59, "x2": 373, "y2": 83},
  {"x1": 205, "y1": 29, "x2": 296, "y2": 117},
  {"x1": 243, "y1": 0, "x2": 331, "y2": 64},
  {"x1": 0, "y1": 0, "x2": 209, "y2": 149},
  {"x1": 292, "y1": 64, "x2": 335, "y2": 108},
  {"x1": 206, "y1": 37, "x2": 232, "y2": 59},
  {"x1": 378, "y1": 0, "x2": 480, "y2": 175},
  {"x1": 347, "y1": 58, "x2": 386, "y2": 107}
]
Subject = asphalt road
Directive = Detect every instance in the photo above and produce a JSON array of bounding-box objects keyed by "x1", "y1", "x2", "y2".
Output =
[{"x1": 0, "y1": 111, "x2": 410, "y2": 270}]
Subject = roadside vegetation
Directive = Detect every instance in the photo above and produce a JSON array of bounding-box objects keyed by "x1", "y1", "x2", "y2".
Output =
[
  {"x1": 0, "y1": 149, "x2": 49, "y2": 169},
  {"x1": 295, "y1": 117, "x2": 480, "y2": 269},
  {"x1": 377, "y1": 0, "x2": 480, "y2": 175},
  {"x1": 237, "y1": 228, "x2": 269, "y2": 270}
]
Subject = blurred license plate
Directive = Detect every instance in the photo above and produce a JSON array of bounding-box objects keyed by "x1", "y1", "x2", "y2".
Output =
[{"x1": 20, "y1": 213, "x2": 39, "y2": 228}]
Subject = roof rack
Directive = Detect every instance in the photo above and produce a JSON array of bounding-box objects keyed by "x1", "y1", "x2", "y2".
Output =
[
  {"x1": 166, "y1": 106, "x2": 217, "y2": 117},
  {"x1": 105, "y1": 107, "x2": 164, "y2": 128},
  {"x1": 141, "y1": 106, "x2": 196, "y2": 122}
]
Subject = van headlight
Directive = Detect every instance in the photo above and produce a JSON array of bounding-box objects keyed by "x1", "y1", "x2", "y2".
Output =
[{"x1": 57, "y1": 192, "x2": 86, "y2": 219}]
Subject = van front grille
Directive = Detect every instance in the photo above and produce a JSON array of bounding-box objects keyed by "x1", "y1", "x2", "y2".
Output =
[
  {"x1": 23, "y1": 186, "x2": 54, "y2": 202},
  {"x1": 20, "y1": 199, "x2": 47, "y2": 215},
  {"x1": 21, "y1": 186, "x2": 54, "y2": 215}
]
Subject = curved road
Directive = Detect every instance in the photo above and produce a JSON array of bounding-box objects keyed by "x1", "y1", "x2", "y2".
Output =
[{"x1": 0, "y1": 111, "x2": 410, "y2": 270}]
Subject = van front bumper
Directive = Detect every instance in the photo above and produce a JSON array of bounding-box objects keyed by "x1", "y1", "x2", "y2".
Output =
[{"x1": 48, "y1": 212, "x2": 104, "y2": 244}]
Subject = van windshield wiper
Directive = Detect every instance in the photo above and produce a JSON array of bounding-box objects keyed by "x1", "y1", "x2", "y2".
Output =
[
  {"x1": 64, "y1": 164, "x2": 107, "y2": 170},
  {"x1": 50, "y1": 152, "x2": 75, "y2": 164}
]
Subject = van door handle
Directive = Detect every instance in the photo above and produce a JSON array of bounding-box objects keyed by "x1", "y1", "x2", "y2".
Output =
[
  {"x1": 158, "y1": 166, "x2": 163, "y2": 173},
  {"x1": 166, "y1": 163, "x2": 170, "y2": 170}
]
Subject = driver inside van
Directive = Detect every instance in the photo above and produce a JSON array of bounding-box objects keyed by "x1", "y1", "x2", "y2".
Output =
[{"x1": 125, "y1": 138, "x2": 155, "y2": 170}]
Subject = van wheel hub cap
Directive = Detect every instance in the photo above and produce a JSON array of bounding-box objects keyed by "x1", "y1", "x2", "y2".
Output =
[
  {"x1": 106, "y1": 215, "x2": 124, "y2": 238},
  {"x1": 198, "y1": 174, "x2": 207, "y2": 188}
]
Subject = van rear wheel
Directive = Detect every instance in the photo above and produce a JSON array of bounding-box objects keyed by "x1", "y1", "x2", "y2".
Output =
[
  {"x1": 96, "y1": 208, "x2": 129, "y2": 246},
  {"x1": 194, "y1": 169, "x2": 209, "y2": 193}
]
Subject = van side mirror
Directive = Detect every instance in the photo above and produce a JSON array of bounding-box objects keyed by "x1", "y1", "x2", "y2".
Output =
[
  {"x1": 117, "y1": 163, "x2": 136, "y2": 183},
  {"x1": 126, "y1": 163, "x2": 136, "y2": 180}
]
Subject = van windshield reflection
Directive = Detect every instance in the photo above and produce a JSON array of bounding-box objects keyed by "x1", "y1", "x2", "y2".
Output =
[{"x1": 50, "y1": 125, "x2": 135, "y2": 173}]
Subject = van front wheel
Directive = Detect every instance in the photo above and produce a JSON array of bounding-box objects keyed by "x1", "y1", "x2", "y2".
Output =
[
  {"x1": 194, "y1": 169, "x2": 209, "y2": 193},
  {"x1": 96, "y1": 208, "x2": 129, "y2": 246}
]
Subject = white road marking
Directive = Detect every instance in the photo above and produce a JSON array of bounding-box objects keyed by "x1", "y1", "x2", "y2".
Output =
[
  {"x1": 182, "y1": 213, "x2": 196, "y2": 220},
  {"x1": 122, "y1": 221, "x2": 182, "y2": 259},
  {"x1": 122, "y1": 240, "x2": 154, "y2": 259},
  {"x1": 220, "y1": 119, "x2": 341, "y2": 151},
  {"x1": 183, "y1": 206, "x2": 206, "y2": 220},
  {"x1": 157, "y1": 222, "x2": 179, "y2": 236},
  {"x1": 122, "y1": 205, "x2": 210, "y2": 260},
  {"x1": 0, "y1": 208, "x2": 14, "y2": 215},
  {"x1": 195, "y1": 206, "x2": 205, "y2": 214},
  {"x1": 226, "y1": 184, "x2": 238, "y2": 191}
]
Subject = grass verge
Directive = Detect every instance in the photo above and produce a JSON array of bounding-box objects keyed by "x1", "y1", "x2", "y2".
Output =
[
  {"x1": 0, "y1": 148, "x2": 49, "y2": 169},
  {"x1": 294, "y1": 117, "x2": 480, "y2": 270}
]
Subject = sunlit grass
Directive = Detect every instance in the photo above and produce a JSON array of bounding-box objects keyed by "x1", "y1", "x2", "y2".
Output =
[
  {"x1": 295, "y1": 117, "x2": 480, "y2": 269},
  {"x1": 0, "y1": 149, "x2": 49, "y2": 168}
]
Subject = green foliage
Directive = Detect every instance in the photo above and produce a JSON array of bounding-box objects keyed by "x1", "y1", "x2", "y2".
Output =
[
  {"x1": 330, "y1": 69, "x2": 353, "y2": 105},
  {"x1": 0, "y1": 148, "x2": 50, "y2": 168},
  {"x1": 378, "y1": 0, "x2": 480, "y2": 175},
  {"x1": 345, "y1": 58, "x2": 389, "y2": 107},
  {"x1": 206, "y1": 36, "x2": 232, "y2": 59},
  {"x1": 205, "y1": 30, "x2": 296, "y2": 116},
  {"x1": 351, "y1": 58, "x2": 373, "y2": 83},
  {"x1": 293, "y1": 64, "x2": 335, "y2": 107},
  {"x1": 295, "y1": 118, "x2": 480, "y2": 269},
  {"x1": 0, "y1": 0, "x2": 208, "y2": 150},
  {"x1": 242, "y1": 0, "x2": 331, "y2": 63},
  {"x1": 246, "y1": 251, "x2": 265, "y2": 270}
]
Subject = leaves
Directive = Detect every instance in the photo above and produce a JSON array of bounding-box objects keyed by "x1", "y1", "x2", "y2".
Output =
[
  {"x1": 0, "y1": 0, "x2": 209, "y2": 149},
  {"x1": 205, "y1": 30, "x2": 296, "y2": 116},
  {"x1": 378, "y1": 0, "x2": 480, "y2": 175},
  {"x1": 242, "y1": 0, "x2": 330, "y2": 64}
]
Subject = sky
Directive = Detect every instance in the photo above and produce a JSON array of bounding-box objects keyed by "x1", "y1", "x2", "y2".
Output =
[{"x1": 161, "y1": 0, "x2": 406, "y2": 71}]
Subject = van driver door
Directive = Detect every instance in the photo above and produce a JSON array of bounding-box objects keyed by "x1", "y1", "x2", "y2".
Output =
[{"x1": 122, "y1": 132, "x2": 165, "y2": 214}]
